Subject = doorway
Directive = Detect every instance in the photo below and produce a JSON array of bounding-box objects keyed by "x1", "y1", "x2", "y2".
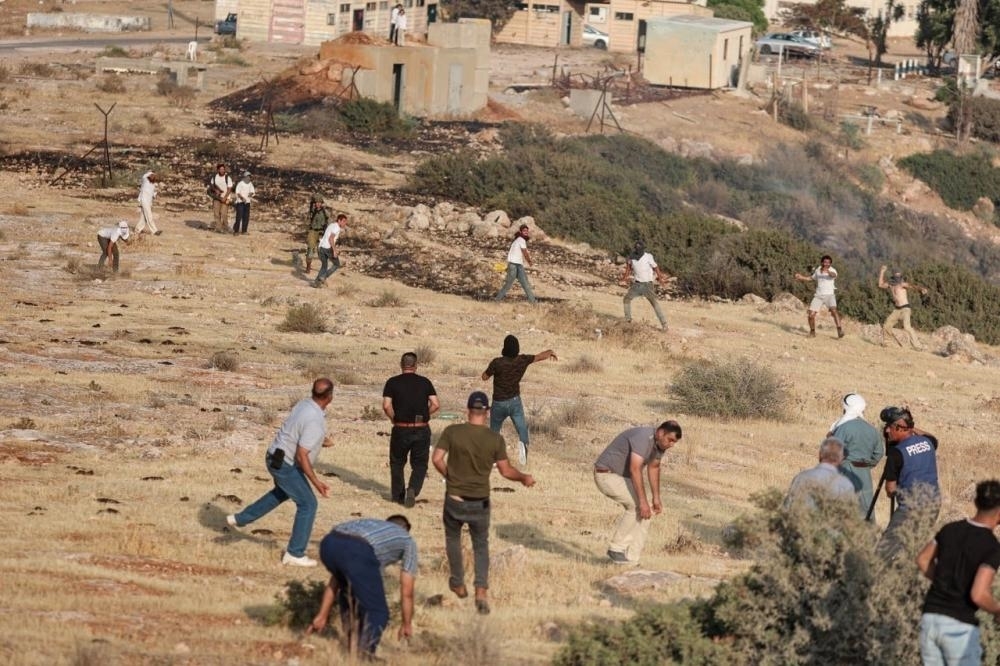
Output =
[
  {"x1": 392, "y1": 63, "x2": 404, "y2": 112},
  {"x1": 352, "y1": 9, "x2": 364, "y2": 31},
  {"x1": 427, "y1": 4, "x2": 437, "y2": 24},
  {"x1": 561, "y1": 11, "x2": 572, "y2": 45}
]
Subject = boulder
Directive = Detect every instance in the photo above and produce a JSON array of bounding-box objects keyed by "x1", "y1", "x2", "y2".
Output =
[
  {"x1": 772, "y1": 292, "x2": 805, "y2": 311},
  {"x1": 484, "y1": 210, "x2": 510, "y2": 228},
  {"x1": 934, "y1": 326, "x2": 986, "y2": 363},
  {"x1": 471, "y1": 221, "x2": 499, "y2": 238},
  {"x1": 435, "y1": 201, "x2": 455, "y2": 218},
  {"x1": 299, "y1": 58, "x2": 327, "y2": 76},
  {"x1": 405, "y1": 210, "x2": 430, "y2": 231},
  {"x1": 740, "y1": 293, "x2": 766, "y2": 304},
  {"x1": 973, "y1": 197, "x2": 995, "y2": 222}
]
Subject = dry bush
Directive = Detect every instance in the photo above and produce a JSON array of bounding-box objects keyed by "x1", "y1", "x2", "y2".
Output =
[
  {"x1": 11, "y1": 416, "x2": 36, "y2": 429},
  {"x1": 335, "y1": 282, "x2": 358, "y2": 298},
  {"x1": 332, "y1": 367, "x2": 361, "y2": 385},
  {"x1": 99, "y1": 45, "x2": 129, "y2": 58},
  {"x1": 670, "y1": 357, "x2": 789, "y2": 421},
  {"x1": 445, "y1": 619, "x2": 505, "y2": 665},
  {"x1": 18, "y1": 62, "x2": 54, "y2": 77},
  {"x1": 0, "y1": 63, "x2": 9, "y2": 83},
  {"x1": 533, "y1": 400, "x2": 594, "y2": 438},
  {"x1": 360, "y1": 405, "x2": 382, "y2": 421},
  {"x1": 212, "y1": 415, "x2": 236, "y2": 432},
  {"x1": 209, "y1": 351, "x2": 240, "y2": 372},
  {"x1": 142, "y1": 111, "x2": 164, "y2": 134},
  {"x1": 415, "y1": 345, "x2": 436, "y2": 365},
  {"x1": 368, "y1": 290, "x2": 404, "y2": 308},
  {"x1": 95, "y1": 74, "x2": 126, "y2": 93},
  {"x1": 216, "y1": 53, "x2": 248, "y2": 67},
  {"x1": 278, "y1": 303, "x2": 327, "y2": 333},
  {"x1": 155, "y1": 76, "x2": 196, "y2": 108},
  {"x1": 562, "y1": 354, "x2": 602, "y2": 373},
  {"x1": 174, "y1": 262, "x2": 204, "y2": 278}
]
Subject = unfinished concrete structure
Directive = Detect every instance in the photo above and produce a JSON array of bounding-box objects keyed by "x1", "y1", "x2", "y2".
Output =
[
  {"x1": 318, "y1": 18, "x2": 490, "y2": 117},
  {"x1": 27, "y1": 13, "x2": 150, "y2": 32},
  {"x1": 643, "y1": 15, "x2": 751, "y2": 89},
  {"x1": 582, "y1": 0, "x2": 711, "y2": 53},
  {"x1": 215, "y1": 0, "x2": 434, "y2": 45}
]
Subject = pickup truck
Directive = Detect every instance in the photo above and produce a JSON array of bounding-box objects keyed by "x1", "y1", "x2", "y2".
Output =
[{"x1": 215, "y1": 13, "x2": 237, "y2": 36}]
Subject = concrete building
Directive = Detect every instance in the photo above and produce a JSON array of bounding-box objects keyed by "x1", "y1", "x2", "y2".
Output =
[
  {"x1": 495, "y1": 0, "x2": 585, "y2": 48},
  {"x1": 215, "y1": 0, "x2": 437, "y2": 46},
  {"x1": 582, "y1": 0, "x2": 712, "y2": 53},
  {"x1": 318, "y1": 18, "x2": 491, "y2": 117},
  {"x1": 643, "y1": 15, "x2": 752, "y2": 88},
  {"x1": 762, "y1": 0, "x2": 919, "y2": 39}
]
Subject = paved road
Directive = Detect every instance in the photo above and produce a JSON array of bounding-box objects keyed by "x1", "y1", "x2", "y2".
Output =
[{"x1": 0, "y1": 34, "x2": 212, "y2": 53}]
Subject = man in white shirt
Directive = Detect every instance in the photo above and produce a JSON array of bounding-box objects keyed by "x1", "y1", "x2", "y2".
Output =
[
  {"x1": 313, "y1": 213, "x2": 348, "y2": 287},
  {"x1": 135, "y1": 171, "x2": 159, "y2": 236},
  {"x1": 389, "y1": 3, "x2": 401, "y2": 43},
  {"x1": 621, "y1": 241, "x2": 668, "y2": 330},
  {"x1": 394, "y1": 8, "x2": 407, "y2": 46},
  {"x1": 208, "y1": 164, "x2": 233, "y2": 233},
  {"x1": 494, "y1": 224, "x2": 537, "y2": 304},
  {"x1": 794, "y1": 254, "x2": 844, "y2": 338},
  {"x1": 97, "y1": 221, "x2": 131, "y2": 273},
  {"x1": 233, "y1": 171, "x2": 255, "y2": 235}
]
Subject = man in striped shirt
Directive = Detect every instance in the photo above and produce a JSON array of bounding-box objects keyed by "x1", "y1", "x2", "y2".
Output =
[{"x1": 307, "y1": 515, "x2": 417, "y2": 656}]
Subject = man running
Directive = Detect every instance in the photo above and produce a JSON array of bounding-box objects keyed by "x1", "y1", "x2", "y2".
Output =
[{"x1": 794, "y1": 255, "x2": 844, "y2": 338}]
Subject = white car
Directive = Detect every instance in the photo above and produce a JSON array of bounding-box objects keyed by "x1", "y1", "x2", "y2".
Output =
[
  {"x1": 755, "y1": 33, "x2": 821, "y2": 58},
  {"x1": 583, "y1": 24, "x2": 609, "y2": 50},
  {"x1": 790, "y1": 29, "x2": 832, "y2": 49}
]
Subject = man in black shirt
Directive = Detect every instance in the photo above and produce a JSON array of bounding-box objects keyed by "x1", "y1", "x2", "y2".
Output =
[
  {"x1": 916, "y1": 479, "x2": 1000, "y2": 665},
  {"x1": 382, "y1": 352, "x2": 439, "y2": 507},
  {"x1": 481, "y1": 334, "x2": 557, "y2": 466}
]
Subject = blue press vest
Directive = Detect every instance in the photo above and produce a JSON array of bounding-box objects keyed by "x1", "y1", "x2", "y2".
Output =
[{"x1": 897, "y1": 434, "x2": 939, "y2": 498}]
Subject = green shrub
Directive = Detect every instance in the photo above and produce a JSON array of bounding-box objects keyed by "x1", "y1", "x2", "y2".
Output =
[
  {"x1": 779, "y1": 102, "x2": 813, "y2": 131},
  {"x1": 99, "y1": 45, "x2": 129, "y2": 58},
  {"x1": 209, "y1": 351, "x2": 239, "y2": 372},
  {"x1": 934, "y1": 77, "x2": 959, "y2": 104},
  {"x1": 18, "y1": 62, "x2": 54, "y2": 77},
  {"x1": 278, "y1": 303, "x2": 327, "y2": 333},
  {"x1": 669, "y1": 357, "x2": 788, "y2": 420},
  {"x1": 95, "y1": 74, "x2": 126, "y2": 94},
  {"x1": 898, "y1": 149, "x2": 1000, "y2": 210},
  {"x1": 277, "y1": 580, "x2": 326, "y2": 629},
  {"x1": 339, "y1": 98, "x2": 413, "y2": 136},
  {"x1": 948, "y1": 95, "x2": 1000, "y2": 143}
]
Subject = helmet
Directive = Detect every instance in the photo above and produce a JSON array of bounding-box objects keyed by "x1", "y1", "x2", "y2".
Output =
[{"x1": 310, "y1": 193, "x2": 325, "y2": 204}]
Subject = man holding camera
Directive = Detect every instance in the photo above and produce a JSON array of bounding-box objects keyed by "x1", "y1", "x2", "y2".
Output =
[
  {"x1": 878, "y1": 406, "x2": 940, "y2": 558},
  {"x1": 227, "y1": 378, "x2": 334, "y2": 566}
]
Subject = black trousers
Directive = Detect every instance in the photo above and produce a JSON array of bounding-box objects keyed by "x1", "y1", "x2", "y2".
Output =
[
  {"x1": 233, "y1": 202, "x2": 250, "y2": 233},
  {"x1": 389, "y1": 426, "x2": 431, "y2": 502}
]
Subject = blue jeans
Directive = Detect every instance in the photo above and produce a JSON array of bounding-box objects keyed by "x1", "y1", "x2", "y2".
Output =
[
  {"x1": 920, "y1": 613, "x2": 981, "y2": 666},
  {"x1": 315, "y1": 247, "x2": 341, "y2": 283},
  {"x1": 234, "y1": 451, "x2": 317, "y2": 557},
  {"x1": 319, "y1": 533, "x2": 389, "y2": 655},
  {"x1": 495, "y1": 263, "x2": 536, "y2": 303},
  {"x1": 490, "y1": 395, "x2": 529, "y2": 447},
  {"x1": 444, "y1": 496, "x2": 491, "y2": 590}
]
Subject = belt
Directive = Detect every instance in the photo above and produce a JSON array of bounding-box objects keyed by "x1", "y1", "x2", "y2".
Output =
[
  {"x1": 332, "y1": 531, "x2": 370, "y2": 545},
  {"x1": 850, "y1": 461, "x2": 874, "y2": 468},
  {"x1": 594, "y1": 467, "x2": 612, "y2": 474},
  {"x1": 895, "y1": 304, "x2": 912, "y2": 310},
  {"x1": 447, "y1": 495, "x2": 489, "y2": 503},
  {"x1": 393, "y1": 422, "x2": 428, "y2": 428}
]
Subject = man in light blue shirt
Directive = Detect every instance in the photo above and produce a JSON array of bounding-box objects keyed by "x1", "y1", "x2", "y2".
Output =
[{"x1": 786, "y1": 437, "x2": 857, "y2": 509}]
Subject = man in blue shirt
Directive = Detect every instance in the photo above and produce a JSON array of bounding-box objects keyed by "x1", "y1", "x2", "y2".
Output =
[{"x1": 307, "y1": 515, "x2": 417, "y2": 657}]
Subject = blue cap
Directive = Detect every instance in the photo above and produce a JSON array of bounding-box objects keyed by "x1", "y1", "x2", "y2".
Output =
[{"x1": 467, "y1": 391, "x2": 490, "y2": 410}]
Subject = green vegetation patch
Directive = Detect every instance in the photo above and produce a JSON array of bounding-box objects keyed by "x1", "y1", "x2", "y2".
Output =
[{"x1": 899, "y1": 149, "x2": 1000, "y2": 211}]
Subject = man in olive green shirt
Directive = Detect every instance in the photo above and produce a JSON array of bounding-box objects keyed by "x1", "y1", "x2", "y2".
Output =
[
  {"x1": 829, "y1": 393, "x2": 884, "y2": 519},
  {"x1": 432, "y1": 391, "x2": 535, "y2": 615}
]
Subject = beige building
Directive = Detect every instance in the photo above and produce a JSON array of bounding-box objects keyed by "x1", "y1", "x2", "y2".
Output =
[
  {"x1": 583, "y1": 0, "x2": 712, "y2": 53},
  {"x1": 495, "y1": 0, "x2": 585, "y2": 48},
  {"x1": 643, "y1": 15, "x2": 752, "y2": 88},
  {"x1": 215, "y1": 0, "x2": 439, "y2": 45},
  {"x1": 762, "y1": 0, "x2": 919, "y2": 39},
  {"x1": 318, "y1": 18, "x2": 491, "y2": 117}
]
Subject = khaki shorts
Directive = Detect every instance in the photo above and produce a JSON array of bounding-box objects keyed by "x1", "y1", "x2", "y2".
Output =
[{"x1": 809, "y1": 293, "x2": 837, "y2": 311}]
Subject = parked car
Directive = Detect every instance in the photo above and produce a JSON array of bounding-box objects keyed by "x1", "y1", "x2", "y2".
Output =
[
  {"x1": 582, "y1": 24, "x2": 609, "y2": 50},
  {"x1": 755, "y1": 33, "x2": 821, "y2": 58},
  {"x1": 215, "y1": 13, "x2": 237, "y2": 36},
  {"x1": 790, "y1": 29, "x2": 832, "y2": 49}
]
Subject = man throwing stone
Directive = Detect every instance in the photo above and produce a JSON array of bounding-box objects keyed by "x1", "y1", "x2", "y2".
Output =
[
  {"x1": 794, "y1": 255, "x2": 844, "y2": 338},
  {"x1": 307, "y1": 514, "x2": 417, "y2": 658},
  {"x1": 227, "y1": 378, "x2": 334, "y2": 566},
  {"x1": 828, "y1": 393, "x2": 883, "y2": 519},
  {"x1": 621, "y1": 241, "x2": 669, "y2": 330},
  {"x1": 594, "y1": 421, "x2": 681, "y2": 564},
  {"x1": 382, "y1": 352, "x2": 439, "y2": 507},
  {"x1": 878, "y1": 265, "x2": 929, "y2": 350},
  {"x1": 432, "y1": 391, "x2": 535, "y2": 615},
  {"x1": 305, "y1": 193, "x2": 329, "y2": 274}
]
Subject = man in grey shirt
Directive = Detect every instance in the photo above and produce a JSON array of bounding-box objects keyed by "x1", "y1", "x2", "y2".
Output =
[
  {"x1": 593, "y1": 421, "x2": 682, "y2": 564},
  {"x1": 786, "y1": 436, "x2": 857, "y2": 509},
  {"x1": 228, "y1": 378, "x2": 334, "y2": 566}
]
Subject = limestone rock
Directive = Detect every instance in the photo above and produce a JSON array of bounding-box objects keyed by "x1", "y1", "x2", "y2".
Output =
[
  {"x1": 471, "y1": 221, "x2": 499, "y2": 238},
  {"x1": 484, "y1": 210, "x2": 510, "y2": 228},
  {"x1": 405, "y1": 209, "x2": 430, "y2": 231},
  {"x1": 934, "y1": 326, "x2": 986, "y2": 363},
  {"x1": 973, "y1": 197, "x2": 995, "y2": 222},
  {"x1": 740, "y1": 293, "x2": 766, "y2": 304}
]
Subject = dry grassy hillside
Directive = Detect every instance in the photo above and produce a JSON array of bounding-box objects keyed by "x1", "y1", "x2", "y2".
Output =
[{"x1": 3, "y1": 22, "x2": 1000, "y2": 666}]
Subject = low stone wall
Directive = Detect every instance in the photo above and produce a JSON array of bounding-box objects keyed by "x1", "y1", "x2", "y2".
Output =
[{"x1": 26, "y1": 13, "x2": 150, "y2": 33}]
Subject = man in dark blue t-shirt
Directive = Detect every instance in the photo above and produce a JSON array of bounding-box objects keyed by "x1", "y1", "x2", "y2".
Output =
[
  {"x1": 382, "y1": 352, "x2": 439, "y2": 507},
  {"x1": 917, "y1": 479, "x2": 1000, "y2": 665}
]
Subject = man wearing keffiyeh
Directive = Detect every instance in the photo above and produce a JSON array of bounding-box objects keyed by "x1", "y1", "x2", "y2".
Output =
[{"x1": 829, "y1": 393, "x2": 884, "y2": 520}]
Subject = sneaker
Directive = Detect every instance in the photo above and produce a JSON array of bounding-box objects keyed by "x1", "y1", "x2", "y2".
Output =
[
  {"x1": 475, "y1": 598, "x2": 491, "y2": 615},
  {"x1": 281, "y1": 552, "x2": 317, "y2": 567},
  {"x1": 607, "y1": 549, "x2": 629, "y2": 564},
  {"x1": 154, "y1": 230, "x2": 162, "y2": 236},
  {"x1": 449, "y1": 583, "x2": 468, "y2": 599},
  {"x1": 517, "y1": 441, "x2": 527, "y2": 466},
  {"x1": 837, "y1": 328, "x2": 845, "y2": 339},
  {"x1": 404, "y1": 488, "x2": 415, "y2": 508},
  {"x1": 226, "y1": 514, "x2": 239, "y2": 528}
]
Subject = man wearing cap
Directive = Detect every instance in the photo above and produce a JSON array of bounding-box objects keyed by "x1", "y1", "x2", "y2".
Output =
[
  {"x1": 382, "y1": 352, "x2": 439, "y2": 507},
  {"x1": 879, "y1": 265, "x2": 929, "y2": 350},
  {"x1": 96, "y1": 221, "x2": 131, "y2": 273},
  {"x1": 828, "y1": 393, "x2": 883, "y2": 519},
  {"x1": 621, "y1": 241, "x2": 669, "y2": 330},
  {"x1": 432, "y1": 391, "x2": 535, "y2": 615},
  {"x1": 227, "y1": 378, "x2": 334, "y2": 567},
  {"x1": 313, "y1": 213, "x2": 348, "y2": 288},
  {"x1": 232, "y1": 171, "x2": 256, "y2": 235},
  {"x1": 481, "y1": 334, "x2": 557, "y2": 466},
  {"x1": 307, "y1": 514, "x2": 417, "y2": 658},
  {"x1": 135, "y1": 171, "x2": 159, "y2": 236},
  {"x1": 878, "y1": 406, "x2": 941, "y2": 558},
  {"x1": 304, "y1": 193, "x2": 329, "y2": 274},
  {"x1": 208, "y1": 164, "x2": 233, "y2": 234},
  {"x1": 593, "y1": 421, "x2": 682, "y2": 564}
]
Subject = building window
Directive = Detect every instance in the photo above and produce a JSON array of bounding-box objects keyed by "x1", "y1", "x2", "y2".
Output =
[
  {"x1": 327, "y1": 13, "x2": 336, "y2": 24},
  {"x1": 417, "y1": 0, "x2": 425, "y2": 6},
  {"x1": 589, "y1": 6, "x2": 607, "y2": 22},
  {"x1": 739, "y1": 35, "x2": 743, "y2": 55},
  {"x1": 534, "y1": 4, "x2": 559, "y2": 12},
  {"x1": 379, "y1": 0, "x2": 388, "y2": 7},
  {"x1": 366, "y1": 2, "x2": 376, "y2": 9},
  {"x1": 405, "y1": 0, "x2": 413, "y2": 6},
  {"x1": 340, "y1": 3, "x2": 350, "y2": 12},
  {"x1": 614, "y1": 11, "x2": 633, "y2": 20},
  {"x1": 723, "y1": 38, "x2": 728, "y2": 60},
  {"x1": 516, "y1": 2, "x2": 528, "y2": 8}
]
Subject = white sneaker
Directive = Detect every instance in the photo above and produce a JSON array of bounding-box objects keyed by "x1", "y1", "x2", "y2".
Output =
[
  {"x1": 226, "y1": 514, "x2": 239, "y2": 528},
  {"x1": 281, "y1": 552, "x2": 317, "y2": 567},
  {"x1": 517, "y1": 441, "x2": 527, "y2": 466}
]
